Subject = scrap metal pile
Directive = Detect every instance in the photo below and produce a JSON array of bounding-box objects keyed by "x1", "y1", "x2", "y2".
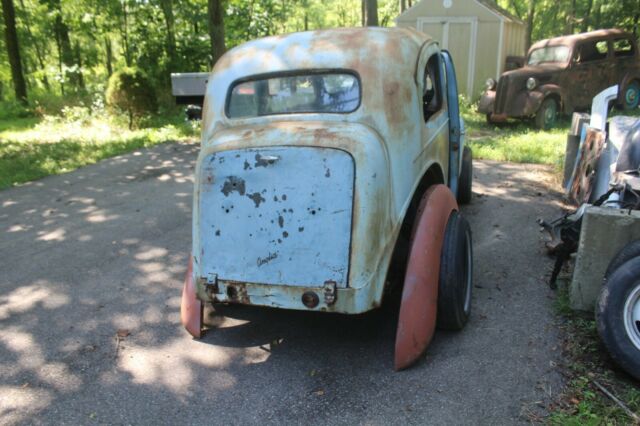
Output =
[{"x1": 540, "y1": 85, "x2": 640, "y2": 381}]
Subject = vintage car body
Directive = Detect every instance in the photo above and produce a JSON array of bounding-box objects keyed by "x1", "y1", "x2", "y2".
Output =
[
  {"x1": 181, "y1": 27, "x2": 474, "y2": 369},
  {"x1": 479, "y1": 29, "x2": 640, "y2": 129}
]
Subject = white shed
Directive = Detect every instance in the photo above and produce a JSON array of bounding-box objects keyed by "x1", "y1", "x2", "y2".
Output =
[{"x1": 396, "y1": 0, "x2": 526, "y2": 99}]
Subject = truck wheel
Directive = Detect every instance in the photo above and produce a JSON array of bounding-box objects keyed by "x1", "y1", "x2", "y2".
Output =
[
  {"x1": 623, "y1": 81, "x2": 640, "y2": 110},
  {"x1": 596, "y1": 257, "x2": 640, "y2": 381},
  {"x1": 604, "y1": 240, "x2": 640, "y2": 282},
  {"x1": 457, "y1": 146, "x2": 472, "y2": 205},
  {"x1": 437, "y1": 211, "x2": 473, "y2": 330},
  {"x1": 535, "y1": 98, "x2": 558, "y2": 130}
]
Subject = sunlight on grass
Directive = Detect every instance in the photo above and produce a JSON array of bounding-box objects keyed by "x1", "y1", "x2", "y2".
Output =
[
  {"x1": 468, "y1": 128, "x2": 567, "y2": 166},
  {"x1": 461, "y1": 101, "x2": 568, "y2": 168},
  {"x1": 0, "y1": 112, "x2": 199, "y2": 189}
]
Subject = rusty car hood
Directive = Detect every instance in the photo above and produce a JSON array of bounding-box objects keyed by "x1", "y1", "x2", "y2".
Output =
[{"x1": 502, "y1": 63, "x2": 566, "y2": 79}]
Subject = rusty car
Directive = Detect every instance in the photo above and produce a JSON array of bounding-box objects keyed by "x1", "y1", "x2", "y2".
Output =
[
  {"x1": 179, "y1": 27, "x2": 474, "y2": 370},
  {"x1": 479, "y1": 29, "x2": 640, "y2": 129}
]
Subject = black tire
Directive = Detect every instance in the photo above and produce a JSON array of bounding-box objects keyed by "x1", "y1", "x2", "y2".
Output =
[
  {"x1": 535, "y1": 98, "x2": 558, "y2": 130},
  {"x1": 457, "y1": 146, "x2": 473, "y2": 205},
  {"x1": 596, "y1": 257, "x2": 640, "y2": 381},
  {"x1": 437, "y1": 211, "x2": 473, "y2": 330},
  {"x1": 604, "y1": 240, "x2": 640, "y2": 282}
]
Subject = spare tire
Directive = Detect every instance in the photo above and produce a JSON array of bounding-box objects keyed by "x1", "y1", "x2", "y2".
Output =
[
  {"x1": 596, "y1": 256, "x2": 640, "y2": 380},
  {"x1": 604, "y1": 240, "x2": 640, "y2": 282}
]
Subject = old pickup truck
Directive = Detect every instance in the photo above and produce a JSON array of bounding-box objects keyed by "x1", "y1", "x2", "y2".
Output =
[
  {"x1": 479, "y1": 29, "x2": 640, "y2": 129},
  {"x1": 177, "y1": 27, "x2": 474, "y2": 370}
]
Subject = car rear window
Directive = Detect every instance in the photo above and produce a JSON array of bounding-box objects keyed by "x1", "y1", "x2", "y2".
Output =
[
  {"x1": 226, "y1": 72, "x2": 360, "y2": 118},
  {"x1": 528, "y1": 46, "x2": 570, "y2": 65}
]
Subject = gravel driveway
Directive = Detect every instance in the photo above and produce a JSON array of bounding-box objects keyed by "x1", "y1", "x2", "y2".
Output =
[{"x1": 0, "y1": 142, "x2": 564, "y2": 425}]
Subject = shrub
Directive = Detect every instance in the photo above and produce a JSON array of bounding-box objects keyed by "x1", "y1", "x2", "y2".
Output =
[{"x1": 106, "y1": 68, "x2": 157, "y2": 129}]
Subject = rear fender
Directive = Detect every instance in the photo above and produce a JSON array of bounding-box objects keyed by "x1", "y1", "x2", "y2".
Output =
[
  {"x1": 181, "y1": 256, "x2": 203, "y2": 338},
  {"x1": 394, "y1": 184, "x2": 458, "y2": 370}
]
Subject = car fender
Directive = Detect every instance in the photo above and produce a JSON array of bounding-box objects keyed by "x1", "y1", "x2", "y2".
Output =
[
  {"x1": 181, "y1": 256, "x2": 203, "y2": 338},
  {"x1": 394, "y1": 184, "x2": 458, "y2": 370},
  {"x1": 537, "y1": 84, "x2": 566, "y2": 111}
]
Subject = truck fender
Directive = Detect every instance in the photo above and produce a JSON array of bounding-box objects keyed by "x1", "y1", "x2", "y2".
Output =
[
  {"x1": 394, "y1": 184, "x2": 458, "y2": 370},
  {"x1": 180, "y1": 256, "x2": 203, "y2": 338},
  {"x1": 538, "y1": 85, "x2": 565, "y2": 111}
]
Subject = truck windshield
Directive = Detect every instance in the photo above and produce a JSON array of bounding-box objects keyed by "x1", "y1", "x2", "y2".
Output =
[
  {"x1": 527, "y1": 46, "x2": 570, "y2": 65},
  {"x1": 226, "y1": 72, "x2": 360, "y2": 118}
]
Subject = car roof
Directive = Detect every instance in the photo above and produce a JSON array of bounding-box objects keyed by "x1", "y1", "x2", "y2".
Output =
[
  {"x1": 212, "y1": 27, "x2": 431, "y2": 79},
  {"x1": 529, "y1": 29, "x2": 630, "y2": 51}
]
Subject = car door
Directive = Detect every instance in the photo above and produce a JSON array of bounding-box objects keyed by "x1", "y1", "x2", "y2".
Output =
[
  {"x1": 612, "y1": 37, "x2": 638, "y2": 84},
  {"x1": 569, "y1": 39, "x2": 613, "y2": 109}
]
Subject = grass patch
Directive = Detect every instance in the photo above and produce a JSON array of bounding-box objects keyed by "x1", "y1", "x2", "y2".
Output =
[
  {"x1": 0, "y1": 111, "x2": 199, "y2": 189},
  {"x1": 549, "y1": 283, "x2": 640, "y2": 424},
  {"x1": 462, "y1": 102, "x2": 568, "y2": 167}
]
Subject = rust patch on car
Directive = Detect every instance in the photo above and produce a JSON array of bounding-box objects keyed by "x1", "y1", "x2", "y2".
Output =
[
  {"x1": 221, "y1": 176, "x2": 246, "y2": 196},
  {"x1": 247, "y1": 192, "x2": 266, "y2": 207}
]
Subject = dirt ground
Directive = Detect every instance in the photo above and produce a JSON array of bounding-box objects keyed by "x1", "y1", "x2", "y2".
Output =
[{"x1": 0, "y1": 142, "x2": 566, "y2": 425}]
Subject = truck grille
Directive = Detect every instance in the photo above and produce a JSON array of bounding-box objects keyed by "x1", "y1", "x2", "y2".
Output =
[{"x1": 495, "y1": 76, "x2": 509, "y2": 114}]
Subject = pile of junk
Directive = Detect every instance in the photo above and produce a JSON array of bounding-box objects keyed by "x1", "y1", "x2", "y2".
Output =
[{"x1": 540, "y1": 85, "x2": 640, "y2": 381}]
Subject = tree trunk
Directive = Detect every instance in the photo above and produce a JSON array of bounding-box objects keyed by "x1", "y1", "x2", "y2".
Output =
[
  {"x1": 18, "y1": 0, "x2": 50, "y2": 90},
  {"x1": 207, "y1": 0, "x2": 226, "y2": 66},
  {"x1": 361, "y1": 0, "x2": 365, "y2": 26},
  {"x1": 74, "y1": 41, "x2": 85, "y2": 90},
  {"x1": 400, "y1": 0, "x2": 406, "y2": 13},
  {"x1": 41, "y1": 0, "x2": 83, "y2": 91},
  {"x1": 2, "y1": 0, "x2": 27, "y2": 103},
  {"x1": 159, "y1": 0, "x2": 177, "y2": 65},
  {"x1": 525, "y1": 0, "x2": 536, "y2": 51},
  {"x1": 581, "y1": 0, "x2": 594, "y2": 32},
  {"x1": 121, "y1": 0, "x2": 132, "y2": 67},
  {"x1": 365, "y1": 0, "x2": 378, "y2": 26},
  {"x1": 105, "y1": 37, "x2": 113, "y2": 77},
  {"x1": 565, "y1": 0, "x2": 576, "y2": 34}
]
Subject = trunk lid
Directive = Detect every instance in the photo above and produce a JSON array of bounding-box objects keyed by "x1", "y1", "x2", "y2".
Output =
[{"x1": 197, "y1": 146, "x2": 354, "y2": 288}]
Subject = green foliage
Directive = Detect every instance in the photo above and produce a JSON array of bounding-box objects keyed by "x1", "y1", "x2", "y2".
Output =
[
  {"x1": 548, "y1": 285, "x2": 640, "y2": 424},
  {"x1": 0, "y1": 112, "x2": 198, "y2": 189},
  {"x1": 106, "y1": 67, "x2": 157, "y2": 128},
  {"x1": 462, "y1": 102, "x2": 567, "y2": 167}
]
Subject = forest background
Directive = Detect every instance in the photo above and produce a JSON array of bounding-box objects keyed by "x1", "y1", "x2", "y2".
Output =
[{"x1": 1, "y1": 0, "x2": 639, "y2": 112}]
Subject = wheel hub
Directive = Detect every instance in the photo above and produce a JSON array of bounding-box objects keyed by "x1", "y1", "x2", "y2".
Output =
[
  {"x1": 624, "y1": 284, "x2": 640, "y2": 351},
  {"x1": 626, "y1": 88, "x2": 638, "y2": 105}
]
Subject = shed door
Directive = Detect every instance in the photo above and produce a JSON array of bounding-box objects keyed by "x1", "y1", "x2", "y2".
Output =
[{"x1": 419, "y1": 18, "x2": 477, "y2": 99}]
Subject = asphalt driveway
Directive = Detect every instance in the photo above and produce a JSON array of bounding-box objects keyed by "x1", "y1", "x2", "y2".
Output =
[{"x1": 0, "y1": 142, "x2": 564, "y2": 425}]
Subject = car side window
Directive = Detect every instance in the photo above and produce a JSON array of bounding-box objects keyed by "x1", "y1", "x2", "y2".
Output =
[
  {"x1": 613, "y1": 38, "x2": 635, "y2": 57},
  {"x1": 423, "y1": 55, "x2": 443, "y2": 122},
  {"x1": 574, "y1": 40, "x2": 609, "y2": 63}
]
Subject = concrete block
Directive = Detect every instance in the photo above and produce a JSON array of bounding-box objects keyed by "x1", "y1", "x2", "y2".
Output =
[{"x1": 570, "y1": 206, "x2": 640, "y2": 311}]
